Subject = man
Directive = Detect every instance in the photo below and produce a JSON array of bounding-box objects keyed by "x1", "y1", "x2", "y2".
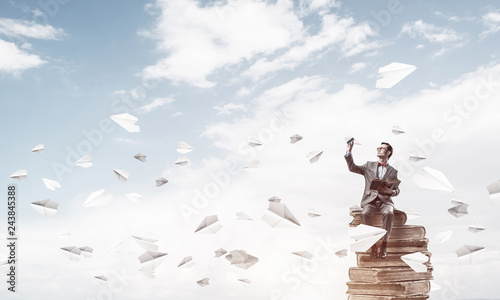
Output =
[{"x1": 345, "y1": 141, "x2": 400, "y2": 259}]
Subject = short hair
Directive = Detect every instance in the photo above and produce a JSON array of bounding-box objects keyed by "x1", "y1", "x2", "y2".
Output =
[{"x1": 381, "y1": 142, "x2": 393, "y2": 159}]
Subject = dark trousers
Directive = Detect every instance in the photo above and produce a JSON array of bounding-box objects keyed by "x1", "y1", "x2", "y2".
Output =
[{"x1": 361, "y1": 198, "x2": 394, "y2": 242}]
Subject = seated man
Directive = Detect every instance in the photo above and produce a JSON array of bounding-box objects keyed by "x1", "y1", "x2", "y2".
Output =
[{"x1": 345, "y1": 141, "x2": 400, "y2": 259}]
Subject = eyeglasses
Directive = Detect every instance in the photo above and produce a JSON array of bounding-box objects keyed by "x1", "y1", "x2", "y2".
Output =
[{"x1": 377, "y1": 147, "x2": 387, "y2": 151}]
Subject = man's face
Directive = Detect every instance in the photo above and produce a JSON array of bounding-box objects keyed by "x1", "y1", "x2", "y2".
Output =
[{"x1": 377, "y1": 144, "x2": 390, "y2": 159}]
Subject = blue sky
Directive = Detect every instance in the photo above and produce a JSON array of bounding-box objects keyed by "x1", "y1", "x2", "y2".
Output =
[{"x1": 1, "y1": 0, "x2": 500, "y2": 299}]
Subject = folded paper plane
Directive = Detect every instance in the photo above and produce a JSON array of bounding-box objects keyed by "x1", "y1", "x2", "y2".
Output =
[
  {"x1": 156, "y1": 177, "x2": 168, "y2": 187},
  {"x1": 83, "y1": 189, "x2": 113, "y2": 208},
  {"x1": 263, "y1": 202, "x2": 301, "y2": 227},
  {"x1": 292, "y1": 251, "x2": 313, "y2": 260},
  {"x1": 42, "y1": 178, "x2": 61, "y2": 191},
  {"x1": 392, "y1": 125, "x2": 405, "y2": 135},
  {"x1": 138, "y1": 251, "x2": 167, "y2": 273},
  {"x1": 345, "y1": 136, "x2": 362, "y2": 145},
  {"x1": 134, "y1": 153, "x2": 147, "y2": 162},
  {"x1": 31, "y1": 144, "x2": 44, "y2": 153},
  {"x1": 61, "y1": 246, "x2": 82, "y2": 261},
  {"x1": 486, "y1": 180, "x2": 500, "y2": 204},
  {"x1": 31, "y1": 199, "x2": 59, "y2": 217},
  {"x1": 195, "y1": 215, "x2": 222, "y2": 234},
  {"x1": 401, "y1": 252, "x2": 429, "y2": 272},
  {"x1": 409, "y1": 150, "x2": 426, "y2": 162},
  {"x1": 307, "y1": 208, "x2": 321, "y2": 218},
  {"x1": 335, "y1": 249, "x2": 348, "y2": 258},
  {"x1": 10, "y1": 169, "x2": 27, "y2": 181},
  {"x1": 197, "y1": 278, "x2": 210, "y2": 287},
  {"x1": 94, "y1": 276, "x2": 108, "y2": 284},
  {"x1": 268, "y1": 196, "x2": 281, "y2": 203},
  {"x1": 243, "y1": 160, "x2": 260, "y2": 170},
  {"x1": 448, "y1": 199, "x2": 468, "y2": 218},
  {"x1": 375, "y1": 62, "x2": 416, "y2": 89},
  {"x1": 456, "y1": 245, "x2": 484, "y2": 264},
  {"x1": 132, "y1": 235, "x2": 159, "y2": 252},
  {"x1": 290, "y1": 134, "x2": 303, "y2": 144},
  {"x1": 79, "y1": 246, "x2": 93, "y2": 258},
  {"x1": 113, "y1": 169, "x2": 130, "y2": 182},
  {"x1": 468, "y1": 222, "x2": 486, "y2": 233},
  {"x1": 412, "y1": 166, "x2": 454, "y2": 192},
  {"x1": 236, "y1": 212, "x2": 253, "y2": 221},
  {"x1": 174, "y1": 157, "x2": 189, "y2": 166},
  {"x1": 110, "y1": 113, "x2": 140, "y2": 132},
  {"x1": 75, "y1": 155, "x2": 92, "y2": 168},
  {"x1": 307, "y1": 151, "x2": 323, "y2": 163},
  {"x1": 238, "y1": 278, "x2": 251, "y2": 284},
  {"x1": 177, "y1": 141, "x2": 194, "y2": 154},
  {"x1": 214, "y1": 248, "x2": 227, "y2": 258},
  {"x1": 178, "y1": 256, "x2": 194, "y2": 268},
  {"x1": 435, "y1": 230, "x2": 453, "y2": 243},
  {"x1": 225, "y1": 249, "x2": 259, "y2": 269},
  {"x1": 348, "y1": 224, "x2": 387, "y2": 252}
]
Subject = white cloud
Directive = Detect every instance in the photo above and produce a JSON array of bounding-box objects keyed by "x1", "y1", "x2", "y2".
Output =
[
  {"x1": 349, "y1": 62, "x2": 367, "y2": 74},
  {"x1": 0, "y1": 18, "x2": 65, "y2": 40},
  {"x1": 296, "y1": 0, "x2": 340, "y2": 17},
  {"x1": 136, "y1": 97, "x2": 175, "y2": 113},
  {"x1": 140, "y1": 0, "x2": 304, "y2": 87},
  {"x1": 433, "y1": 11, "x2": 475, "y2": 22},
  {"x1": 0, "y1": 39, "x2": 45, "y2": 74},
  {"x1": 213, "y1": 103, "x2": 247, "y2": 115},
  {"x1": 243, "y1": 14, "x2": 379, "y2": 81},
  {"x1": 400, "y1": 20, "x2": 463, "y2": 43},
  {"x1": 171, "y1": 111, "x2": 183, "y2": 117},
  {"x1": 481, "y1": 11, "x2": 500, "y2": 38}
]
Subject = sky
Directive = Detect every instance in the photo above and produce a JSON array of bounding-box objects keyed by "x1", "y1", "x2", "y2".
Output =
[{"x1": 1, "y1": 0, "x2": 500, "y2": 299}]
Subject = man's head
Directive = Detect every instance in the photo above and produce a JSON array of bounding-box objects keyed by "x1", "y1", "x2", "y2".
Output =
[{"x1": 377, "y1": 142, "x2": 393, "y2": 160}]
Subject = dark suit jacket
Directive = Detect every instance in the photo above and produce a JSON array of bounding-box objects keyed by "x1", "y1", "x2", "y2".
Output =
[{"x1": 345, "y1": 153, "x2": 400, "y2": 208}]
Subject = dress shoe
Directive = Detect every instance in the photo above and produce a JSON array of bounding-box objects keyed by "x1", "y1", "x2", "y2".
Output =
[
  {"x1": 370, "y1": 245, "x2": 378, "y2": 259},
  {"x1": 379, "y1": 242, "x2": 387, "y2": 259}
]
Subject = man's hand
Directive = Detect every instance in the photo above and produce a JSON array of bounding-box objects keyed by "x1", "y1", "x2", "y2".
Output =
[
  {"x1": 378, "y1": 184, "x2": 393, "y2": 196},
  {"x1": 346, "y1": 141, "x2": 354, "y2": 154}
]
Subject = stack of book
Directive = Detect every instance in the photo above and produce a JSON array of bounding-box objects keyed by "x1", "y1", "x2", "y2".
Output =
[{"x1": 346, "y1": 209, "x2": 433, "y2": 300}]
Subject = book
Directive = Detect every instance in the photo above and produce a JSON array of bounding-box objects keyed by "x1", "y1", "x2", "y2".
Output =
[
  {"x1": 386, "y1": 225, "x2": 426, "y2": 240},
  {"x1": 346, "y1": 280, "x2": 431, "y2": 296},
  {"x1": 371, "y1": 239, "x2": 429, "y2": 253},
  {"x1": 350, "y1": 210, "x2": 407, "y2": 227},
  {"x1": 349, "y1": 267, "x2": 433, "y2": 283},
  {"x1": 356, "y1": 252, "x2": 431, "y2": 268},
  {"x1": 370, "y1": 179, "x2": 401, "y2": 190},
  {"x1": 348, "y1": 295, "x2": 429, "y2": 300}
]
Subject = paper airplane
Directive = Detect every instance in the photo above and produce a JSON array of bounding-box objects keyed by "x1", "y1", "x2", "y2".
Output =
[
  {"x1": 113, "y1": 169, "x2": 130, "y2": 182},
  {"x1": 486, "y1": 180, "x2": 500, "y2": 203},
  {"x1": 195, "y1": 215, "x2": 222, "y2": 234},
  {"x1": 238, "y1": 278, "x2": 251, "y2": 284},
  {"x1": 268, "y1": 196, "x2": 281, "y2": 203},
  {"x1": 456, "y1": 245, "x2": 484, "y2": 264},
  {"x1": 412, "y1": 166, "x2": 454, "y2": 192},
  {"x1": 79, "y1": 246, "x2": 93, "y2": 258},
  {"x1": 156, "y1": 177, "x2": 168, "y2": 187},
  {"x1": 197, "y1": 278, "x2": 210, "y2": 287},
  {"x1": 110, "y1": 113, "x2": 140, "y2": 132},
  {"x1": 10, "y1": 169, "x2": 27, "y2": 181},
  {"x1": 468, "y1": 222, "x2": 486, "y2": 233},
  {"x1": 306, "y1": 151, "x2": 323, "y2": 163},
  {"x1": 31, "y1": 199, "x2": 59, "y2": 218},
  {"x1": 174, "y1": 157, "x2": 189, "y2": 166},
  {"x1": 263, "y1": 202, "x2": 301, "y2": 227},
  {"x1": 430, "y1": 281, "x2": 442, "y2": 292},
  {"x1": 177, "y1": 141, "x2": 194, "y2": 154},
  {"x1": 375, "y1": 62, "x2": 416, "y2": 89},
  {"x1": 42, "y1": 178, "x2": 61, "y2": 191},
  {"x1": 290, "y1": 134, "x2": 303, "y2": 144},
  {"x1": 345, "y1": 136, "x2": 362, "y2": 145},
  {"x1": 132, "y1": 235, "x2": 159, "y2": 252},
  {"x1": 138, "y1": 251, "x2": 167, "y2": 273},
  {"x1": 307, "y1": 208, "x2": 321, "y2": 218},
  {"x1": 348, "y1": 224, "x2": 387, "y2": 252},
  {"x1": 435, "y1": 230, "x2": 453, "y2": 243},
  {"x1": 214, "y1": 248, "x2": 227, "y2": 258},
  {"x1": 61, "y1": 246, "x2": 82, "y2": 261},
  {"x1": 243, "y1": 160, "x2": 260, "y2": 170},
  {"x1": 335, "y1": 249, "x2": 348, "y2": 258},
  {"x1": 94, "y1": 276, "x2": 108, "y2": 284},
  {"x1": 292, "y1": 251, "x2": 313, "y2": 260},
  {"x1": 178, "y1": 256, "x2": 195, "y2": 268},
  {"x1": 392, "y1": 125, "x2": 405, "y2": 134},
  {"x1": 236, "y1": 212, "x2": 253, "y2": 221},
  {"x1": 448, "y1": 199, "x2": 468, "y2": 218},
  {"x1": 54, "y1": 231, "x2": 71, "y2": 238},
  {"x1": 83, "y1": 189, "x2": 113, "y2": 208},
  {"x1": 409, "y1": 151, "x2": 426, "y2": 162},
  {"x1": 31, "y1": 144, "x2": 44, "y2": 153},
  {"x1": 75, "y1": 155, "x2": 92, "y2": 168},
  {"x1": 248, "y1": 137, "x2": 262, "y2": 147},
  {"x1": 401, "y1": 252, "x2": 429, "y2": 272},
  {"x1": 225, "y1": 249, "x2": 259, "y2": 269},
  {"x1": 125, "y1": 193, "x2": 143, "y2": 203},
  {"x1": 134, "y1": 153, "x2": 147, "y2": 162}
]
